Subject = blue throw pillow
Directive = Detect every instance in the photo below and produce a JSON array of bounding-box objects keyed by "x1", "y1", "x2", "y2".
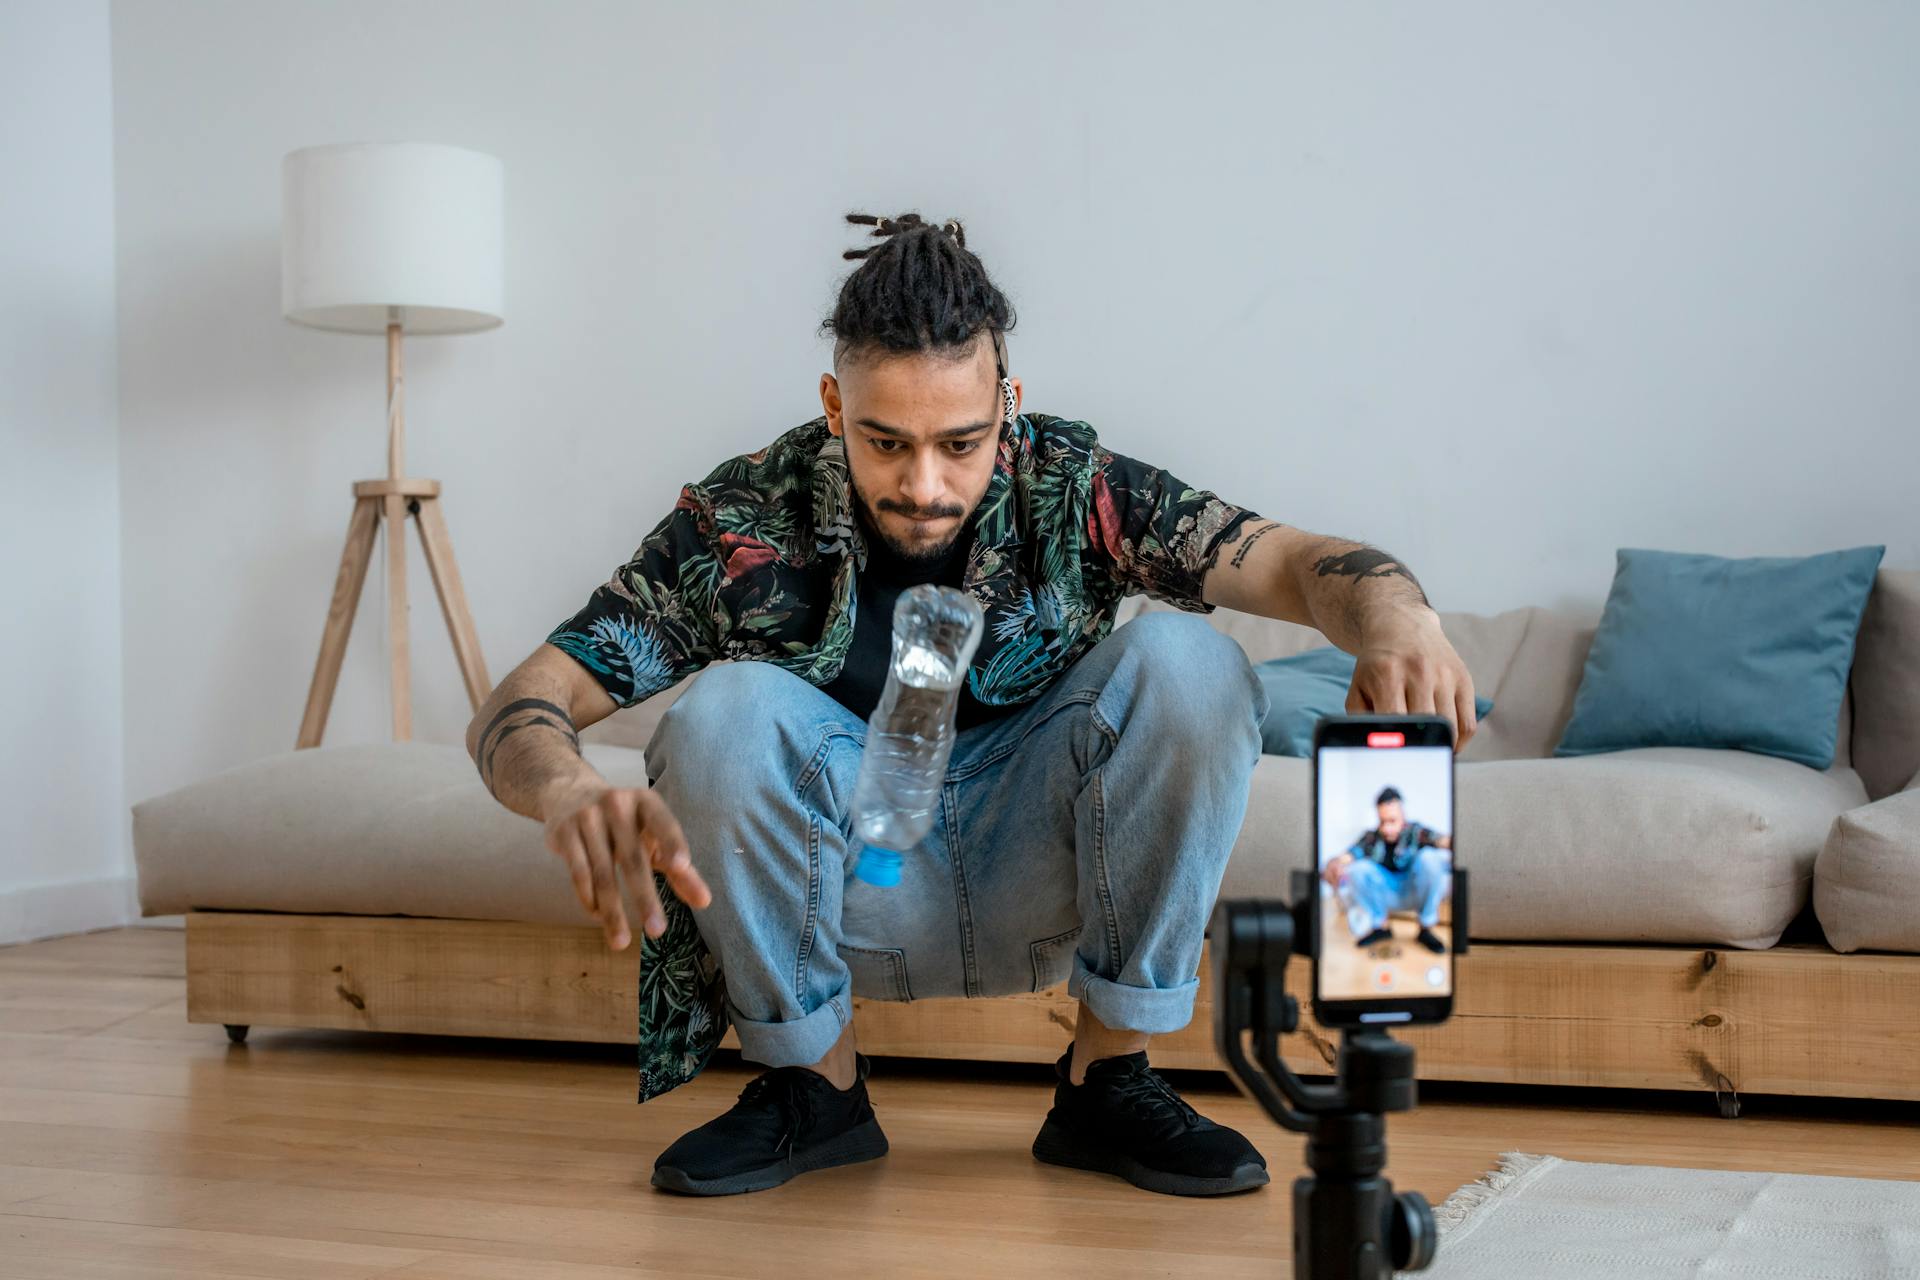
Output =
[
  {"x1": 1254, "y1": 646, "x2": 1494, "y2": 757},
  {"x1": 1555, "y1": 546, "x2": 1885, "y2": 769}
]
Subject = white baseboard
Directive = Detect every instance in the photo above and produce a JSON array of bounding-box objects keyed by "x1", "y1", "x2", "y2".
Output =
[{"x1": 0, "y1": 874, "x2": 145, "y2": 946}]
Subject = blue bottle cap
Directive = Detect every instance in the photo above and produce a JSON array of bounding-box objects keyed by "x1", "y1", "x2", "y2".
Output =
[{"x1": 855, "y1": 846, "x2": 903, "y2": 887}]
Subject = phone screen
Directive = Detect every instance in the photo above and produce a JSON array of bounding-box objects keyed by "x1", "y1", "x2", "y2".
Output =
[{"x1": 1314, "y1": 721, "x2": 1455, "y2": 1023}]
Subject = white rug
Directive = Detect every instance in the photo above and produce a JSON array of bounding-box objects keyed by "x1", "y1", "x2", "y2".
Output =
[{"x1": 1413, "y1": 1152, "x2": 1920, "y2": 1279}]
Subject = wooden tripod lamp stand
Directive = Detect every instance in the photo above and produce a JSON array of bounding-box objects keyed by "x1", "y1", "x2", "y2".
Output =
[{"x1": 281, "y1": 142, "x2": 503, "y2": 748}]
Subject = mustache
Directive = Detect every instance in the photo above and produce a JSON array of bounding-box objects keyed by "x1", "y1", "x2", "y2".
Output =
[{"x1": 876, "y1": 500, "x2": 966, "y2": 520}]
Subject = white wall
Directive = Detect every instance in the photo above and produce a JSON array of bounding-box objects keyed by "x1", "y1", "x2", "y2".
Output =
[
  {"x1": 108, "y1": 1, "x2": 1920, "y2": 819},
  {"x1": 0, "y1": 1, "x2": 133, "y2": 944}
]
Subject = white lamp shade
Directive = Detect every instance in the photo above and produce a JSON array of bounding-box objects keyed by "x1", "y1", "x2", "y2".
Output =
[{"x1": 281, "y1": 142, "x2": 504, "y2": 335}]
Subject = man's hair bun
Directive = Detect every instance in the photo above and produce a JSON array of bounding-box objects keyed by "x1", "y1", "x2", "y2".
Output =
[{"x1": 824, "y1": 211, "x2": 1015, "y2": 366}]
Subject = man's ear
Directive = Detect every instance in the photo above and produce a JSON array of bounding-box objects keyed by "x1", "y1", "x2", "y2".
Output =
[{"x1": 819, "y1": 372, "x2": 844, "y2": 437}]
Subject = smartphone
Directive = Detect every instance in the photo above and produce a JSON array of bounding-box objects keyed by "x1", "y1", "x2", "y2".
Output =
[{"x1": 1311, "y1": 715, "x2": 1456, "y2": 1027}]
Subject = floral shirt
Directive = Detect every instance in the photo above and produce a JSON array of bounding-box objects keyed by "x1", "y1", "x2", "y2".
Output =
[
  {"x1": 1349, "y1": 823, "x2": 1447, "y2": 875},
  {"x1": 547, "y1": 412, "x2": 1260, "y2": 1101}
]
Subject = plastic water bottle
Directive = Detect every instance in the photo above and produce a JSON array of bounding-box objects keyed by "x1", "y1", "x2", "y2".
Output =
[{"x1": 851, "y1": 584, "x2": 985, "y2": 887}]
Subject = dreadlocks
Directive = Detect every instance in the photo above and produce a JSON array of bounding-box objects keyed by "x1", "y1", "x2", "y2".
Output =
[{"x1": 822, "y1": 212, "x2": 1017, "y2": 369}]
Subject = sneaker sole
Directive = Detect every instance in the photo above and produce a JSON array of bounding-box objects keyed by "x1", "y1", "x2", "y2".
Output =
[
  {"x1": 651, "y1": 1117, "x2": 890, "y2": 1196},
  {"x1": 1031, "y1": 1119, "x2": 1270, "y2": 1197}
]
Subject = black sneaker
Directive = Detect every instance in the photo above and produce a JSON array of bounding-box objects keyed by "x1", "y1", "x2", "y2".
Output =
[
  {"x1": 1031, "y1": 1048, "x2": 1270, "y2": 1196},
  {"x1": 651, "y1": 1052, "x2": 889, "y2": 1195}
]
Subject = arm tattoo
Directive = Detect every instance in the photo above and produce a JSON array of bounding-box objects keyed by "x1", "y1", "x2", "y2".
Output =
[
  {"x1": 1217, "y1": 520, "x2": 1253, "y2": 548},
  {"x1": 1229, "y1": 521, "x2": 1284, "y2": 569},
  {"x1": 1312, "y1": 547, "x2": 1431, "y2": 608},
  {"x1": 475, "y1": 697, "x2": 582, "y2": 795}
]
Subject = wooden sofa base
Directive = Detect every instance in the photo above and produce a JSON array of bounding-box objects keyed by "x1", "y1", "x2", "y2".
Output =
[{"x1": 184, "y1": 911, "x2": 1920, "y2": 1104}]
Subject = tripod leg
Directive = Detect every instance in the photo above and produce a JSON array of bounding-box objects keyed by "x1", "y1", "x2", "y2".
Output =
[
  {"x1": 297, "y1": 497, "x2": 381, "y2": 749},
  {"x1": 413, "y1": 495, "x2": 492, "y2": 710},
  {"x1": 383, "y1": 494, "x2": 412, "y2": 741}
]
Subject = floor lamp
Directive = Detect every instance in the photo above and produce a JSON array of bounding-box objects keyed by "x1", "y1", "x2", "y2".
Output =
[{"x1": 281, "y1": 142, "x2": 502, "y2": 747}]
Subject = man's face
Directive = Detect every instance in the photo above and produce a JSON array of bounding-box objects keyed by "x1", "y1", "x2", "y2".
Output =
[
  {"x1": 1377, "y1": 800, "x2": 1406, "y2": 841},
  {"x1": 819, "y1": 338, "x2": 1019, "y2": 566}
]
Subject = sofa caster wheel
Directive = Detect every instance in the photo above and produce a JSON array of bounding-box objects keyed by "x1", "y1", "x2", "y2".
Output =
[{"x1": 224, "y1": 1024, "x2": 250, "y2": 1045}]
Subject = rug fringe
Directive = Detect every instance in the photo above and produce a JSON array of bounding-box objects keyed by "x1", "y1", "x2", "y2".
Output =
[{"x1": 1432, "y1": 1151, "x2": 1555, "y2": 1234}]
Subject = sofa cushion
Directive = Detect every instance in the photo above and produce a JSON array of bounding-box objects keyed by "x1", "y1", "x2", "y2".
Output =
[
  {"x1": 1554, "y1": 547, "x2": 1884, "y2": 770},
  {"x1": 1453, "y1": 607, "x2": 1593, "y2": 763},
  {"x1": 1849, "y1": 569, "x2": 1920, "y2": 801},
  {"x1": 1222, "y1": 748, "x2": 1867, "y2": 949},
  {"x1": 132, "y1": 742, "x2": 649, "y2": 925},
  {"x1": 1813, "y1": 778, "x2": 1920, "y2": 953}
]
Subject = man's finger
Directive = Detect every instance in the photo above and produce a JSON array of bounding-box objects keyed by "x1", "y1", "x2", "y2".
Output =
[
  {"x1": 579, "y1": 805, "x2": 631, "y2": 950},
  {"x1": 1345, "y1": 681, "x2": 1369, "y2": 714},
  {"x1": 609, "y1": 823, "x2": 659, "y2": 939},
  {"x1": 1455, "y1": 684, "x2": 1478, "y2": 751},
  {"x1": 604, "y1": 790, "x2": 643, "y2": 875},
  {"x1": 640, "y1": 791, "x2": 710, "y2": 910},
  {"x1": 1409, "y1": 679, "x2": 1439, "y2": 717},
  {"x1": 667, "y1": 860, "x2": 713, "y2": 913},
  {"x1": 1374, "y1": 679, "x2": 1409, "y2": 715},
  {"x1": 556, "y1": 825, "x2": 595, "y2": 915},
  {"x1": 634, "y1": 863, "x2": 668, "y2": 940}
]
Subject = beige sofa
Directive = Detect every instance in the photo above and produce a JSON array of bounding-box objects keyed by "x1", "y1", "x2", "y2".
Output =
[{"x1": 133, "y1": 569, "x2": 1920, "y2": 1107}]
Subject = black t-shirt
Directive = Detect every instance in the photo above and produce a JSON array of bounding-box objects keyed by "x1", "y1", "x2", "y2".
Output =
[{"x1": 818, "y1": 521, "x2": 1014, "y2": 733}]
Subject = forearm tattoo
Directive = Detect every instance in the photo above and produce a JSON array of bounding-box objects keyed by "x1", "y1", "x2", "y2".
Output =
[
  {"x1": 1312, "y1": 547, "x2": 1431, "y2": 608},
  {"x1": 475, "y1": 697, "x2": 582, "y2": 795},
  {"x1": 1229, "y1": 521, "x2": 1285, "y2": 569}
]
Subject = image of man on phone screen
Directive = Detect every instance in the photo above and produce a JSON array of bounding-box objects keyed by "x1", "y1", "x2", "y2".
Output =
[{"x1": 1322, "y1": 786, "x2": 1453, "y2": 953}]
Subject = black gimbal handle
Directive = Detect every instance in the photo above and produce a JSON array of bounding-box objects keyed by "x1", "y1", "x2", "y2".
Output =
[
  {"x1": 1208, "y1": 896, "x2": 1334, "y2": 1131},
  {"x1": 1208, "y1": 870, "x2": 1469, "y2": 1279}
]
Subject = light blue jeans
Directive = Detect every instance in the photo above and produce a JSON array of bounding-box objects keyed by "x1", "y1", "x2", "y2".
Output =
[
  {"x1": 1339, "y1": 848, "x2": 1452, "y2": 937},
  {"x1": 643, "y1": 612, "x2": 1268, "y2": 1069}
]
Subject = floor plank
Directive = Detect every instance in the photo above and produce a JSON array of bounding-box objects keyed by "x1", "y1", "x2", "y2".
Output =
[{"x1": 2, "y1": 927, "x2": 1916, "y2": 1278}]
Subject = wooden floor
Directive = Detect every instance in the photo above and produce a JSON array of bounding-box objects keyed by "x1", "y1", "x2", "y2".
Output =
[
  {"x1": 4, "y1": 929, "x2": 1919, "y2": 1279},
  {"x1": 1316, "y1": 887, "x2": 1454, "y2": 1002}
]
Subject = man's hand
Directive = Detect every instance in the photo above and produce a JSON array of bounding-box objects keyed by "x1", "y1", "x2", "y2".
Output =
[
  {"x1": 1322, "y1": 852, "x2": 1354, "y2": 889},
  {"x1": 1198, "y1": 523, "x2": 1475, "y2": 749},
  {"x1": 1347, "y1": 608, "x2": 1478, "y2": 751},
  {"x1": 541, "y1": 781, "x2": 712, "y2": 951}
]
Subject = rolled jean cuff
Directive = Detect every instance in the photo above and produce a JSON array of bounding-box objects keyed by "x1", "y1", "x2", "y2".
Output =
[
  {"x1": 726, "y1": 990, "x2": 850, "y2": 1068},
  {"x1": 1068, "y1": 953, "x2": 1201, "y2": 1035}
]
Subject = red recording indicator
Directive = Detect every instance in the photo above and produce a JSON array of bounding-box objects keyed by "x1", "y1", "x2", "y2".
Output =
[{"x1": 1366, "y1": 731, "x2": 1406, "y2": 748}]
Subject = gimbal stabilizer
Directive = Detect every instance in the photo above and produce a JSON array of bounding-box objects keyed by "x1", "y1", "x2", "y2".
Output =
[{"x1": 1210, "y1": 869, "x2": 1471, "y2": 1280}]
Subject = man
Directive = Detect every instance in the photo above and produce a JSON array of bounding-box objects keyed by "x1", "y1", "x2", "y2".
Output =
[
  {"x1": 467, "y1": 211, "x2": 1477, "y2": 1199},
  {"x1": 1323, "y1": 787, "x2": 1454, "y2": 953}
]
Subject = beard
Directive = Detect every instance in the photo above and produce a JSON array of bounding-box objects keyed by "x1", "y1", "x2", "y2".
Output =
[{"x1": 850, "y1": 479, "x2": 972, "y2": 568}]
